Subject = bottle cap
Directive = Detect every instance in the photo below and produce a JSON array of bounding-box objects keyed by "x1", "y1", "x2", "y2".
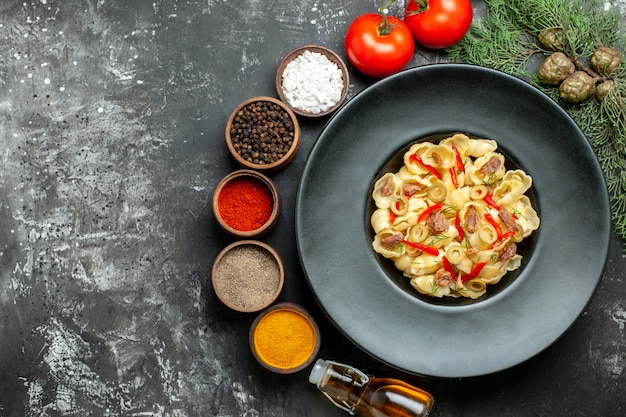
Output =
[{"x1": 308, "y1": 358, "x2": 328, "y2": 386}]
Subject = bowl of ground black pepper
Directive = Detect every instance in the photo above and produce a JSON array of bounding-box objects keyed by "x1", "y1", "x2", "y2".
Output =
[
  {"x1": 213, "y1": 169, "x2": 281, "y2": 238},
  {"x1": 212, "y1": 240, "x2": 285, "y2": 313},
  {"x1": 225, "y1": 96, "x2": 300, "y2": 172},
  {"x1": 276, "y1": 45, "x2": 349, "y2": 118}
]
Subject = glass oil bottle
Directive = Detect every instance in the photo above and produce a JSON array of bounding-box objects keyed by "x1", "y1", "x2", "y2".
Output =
[{"x1": 309, "y1": 359, "x2": 434, "y2": 417}]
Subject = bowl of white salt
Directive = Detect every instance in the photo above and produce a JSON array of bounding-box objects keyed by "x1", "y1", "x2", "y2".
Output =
[{"x1": 276, "y1": 45, "x2": 349, "y2": 118}]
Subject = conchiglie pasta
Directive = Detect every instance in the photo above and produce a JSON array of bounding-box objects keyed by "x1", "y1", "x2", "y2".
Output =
[
  {"x1": 410, "y1": 275, "x2": 451, "y2": 298},
  {"x1": 501, "y1": 169, "x2": 532, "y2": 191},
  {"x1": 440, "y1": 133, "x2": 471, "y2": 156},
  {"x1": 431, "y1": 225, "x2": 459, "y2": 248},
  {"x1": 492, "y1": 179, "x2": 525, "y2": 207},
  {"x1": 372, "y1": 173, "x2": 400, "y2": 209},
  {"x1": 407, "y1": 195, "x2": 429, "y2": 213},
  {"x1": 421, "y1": 145, "x2": 456, "y2": 169},
  {"x1": 466, "y1": 152, "x2": 506, "y2": 185},
  {"x1": 476, "y1": 263, "x2": 507, "y2": 282},
  {"x1": 396, "y1": 166, "x2": 417, "y2": 182},
  {"x1": 391, "y1": 211, "x2": 418, "y2": 232},
  {"x1": 446, "y1": 187, "x2": 471, "y2": 210},
  {"x1": 393, "y1": 253, "x2": 415, "y2": 273},
  {"x1": 371, "y1": 134, "x2": 540, "y2": 299},
  {"x1": 504, "y1": 254, "x2": 522, "y2": 271},
  {"x1": 408, "y1": 254, "x2": 441, "y2": 275},
  {"x1": 372, "y1": 230, "x2": 404, "y2": 258},
  {"x1": 404, "y1": 142, "x2": 435, "y2": 175},
  {"x1": 402, "y1": 177, "x2": 431, "y2": 199},
  {"x1": 512, "y1": 195, "x2": 541, "y2": 238},
  {"x1": 371, "y1": 208, "x2": 392, "y2": 233},
  {"x1": 455, "y1": 257, "x2": 475, "y2": 274},
  {"x1": 467, "y1": 137, "x2": 497, "y2": 157}
]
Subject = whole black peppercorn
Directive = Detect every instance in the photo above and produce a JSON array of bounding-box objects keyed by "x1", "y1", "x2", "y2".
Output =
[{"x1": 229, "y1": 100, "x2": 295, "y2": 166}]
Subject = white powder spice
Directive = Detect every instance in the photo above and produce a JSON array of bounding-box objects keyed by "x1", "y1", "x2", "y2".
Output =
[{"x1": 281, "y1": 50, "x2": 344, "y2": 114}]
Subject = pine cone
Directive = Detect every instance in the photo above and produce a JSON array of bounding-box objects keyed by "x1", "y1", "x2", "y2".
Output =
[
  {"x1": 595, "y1": 79, "x2": 615, "y2": 101},
  {"x1": 537, "y1": 52, "x2": 575, "y2": 85},
  {"x1": 591, "y1": 47, "x2": 622, "y2": 75},
  {"x1": 559, "y1": 71, "x2": 596, "y2": 103},
  {"x1": 537, "y1": 28, "x2": 567, "y2": 51}
]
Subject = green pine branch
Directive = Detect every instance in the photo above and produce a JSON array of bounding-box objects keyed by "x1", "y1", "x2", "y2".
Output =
[{"x1": 449, "y1": 0, "x2": 626, "y2": 252}]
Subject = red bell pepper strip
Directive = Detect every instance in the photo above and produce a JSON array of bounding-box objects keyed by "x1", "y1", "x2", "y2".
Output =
[
  {"x1": 500, "y1": 230, "x2": 515, "y2": 241},
  {"x1": 490, "y1": 231, "x2": 516, "y2": 249},
  {"x1": 449, "y1": 167, "x2": 459, "y2": 189},
  {"x1": 451, "y1": 143, "x2": 465, "y2": 173},
  {"x1": 402, "y1": 240, "x2": 440, "y2": 256},
  {"x1": 442, "y1": 256, "x2": 458, "y2": 281},
  {"x1": 390, "y1": 201, "x2": 401, "y2": 223},
  {"x1": 417, "y1": 202, "x2": 444, "y2": 223},
  {"x1": 409, "y1": 154, "x2": 442, "y2": 180},
  {"x1": 454, "y1": 213, "x2": 465, "y2": 241},
  {"x1": 484, "y1": 212, "x2": 503, "y2": 238},
  {"x1": 484, "y1": 193, "x2": 501, "y2": 211},
  {"x1": 461, "y1": 261, "x2": 487, "y2": 283}
]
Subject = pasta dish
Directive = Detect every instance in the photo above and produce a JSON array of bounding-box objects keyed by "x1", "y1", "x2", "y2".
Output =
[{"x1": 371, "y1": 134, "x2": 540, "y2": 299}]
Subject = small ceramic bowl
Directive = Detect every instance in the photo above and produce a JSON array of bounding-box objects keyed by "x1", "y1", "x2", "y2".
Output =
[
  {"x1": 225, "y1": 96, "x2": 301, "y2": 172},
  {"x1": 212, "y1": 240, "x2": 285, "y2": 313},
  {"x1": 250, "y1": 302, "x2": 321, "y2": 374},
  {"x1": 276, "y1": 44, "x2": 349, "y2": 118},
  {"x1": 212, "y1": 169, "x2": 281, "y2": 239}
]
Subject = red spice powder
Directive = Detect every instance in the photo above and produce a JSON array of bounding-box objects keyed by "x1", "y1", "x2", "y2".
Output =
[{"x1": 218, "y1": 176, "x2": 274, "y2": 231}]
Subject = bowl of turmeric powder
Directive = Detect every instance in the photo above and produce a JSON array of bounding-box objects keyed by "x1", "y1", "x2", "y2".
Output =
[
  {"x1": 249, "y1": 302, "x2": 321, "y2": 374},
  {"x1": 212, "y1": 169, "x2": 281, "y2": 239}
]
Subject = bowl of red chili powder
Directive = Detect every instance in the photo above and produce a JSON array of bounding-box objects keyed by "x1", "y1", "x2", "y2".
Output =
[
  {"x1": 225, "y1": 96, "x2": 300, "y2": 172},
  {"x1": 213, "y1": 169, "x2": 281, "y2": 238}
]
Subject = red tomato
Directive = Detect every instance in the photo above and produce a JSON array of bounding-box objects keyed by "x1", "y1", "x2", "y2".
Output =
[
  {"x1": 345, "y1": 13, "x2": 415, "y2": 78},
  {"x1": 404, "y1": 0, "x2": 473, "y2": 49}
]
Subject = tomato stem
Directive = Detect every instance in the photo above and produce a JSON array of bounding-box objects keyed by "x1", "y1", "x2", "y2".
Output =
[
  {"x1": 377, "y1": 0, "x2": 397, "y2": 35},
  {"x1": 407, "y1": 0, "x2": 429, "y2": 14}
]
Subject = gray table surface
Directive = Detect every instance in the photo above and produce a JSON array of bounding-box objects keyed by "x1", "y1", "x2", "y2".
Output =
[{"x1": 1, "y1": 1, "x2": 625, "y2": 416}]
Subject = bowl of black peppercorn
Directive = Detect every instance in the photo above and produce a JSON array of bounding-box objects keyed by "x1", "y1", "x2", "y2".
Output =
[{"x1": 225, "y1": 96, "x2": 301, "y2": 172}]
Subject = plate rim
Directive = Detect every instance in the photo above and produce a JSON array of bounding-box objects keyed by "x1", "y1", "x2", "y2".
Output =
[{"x1": 295, "y1": 63, "x2": 611, "y2": 378}]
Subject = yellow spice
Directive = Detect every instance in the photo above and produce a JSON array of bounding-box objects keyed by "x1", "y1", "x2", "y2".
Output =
[{"x1": 253, "y1": 309, "x2": 316, "y2": 369}]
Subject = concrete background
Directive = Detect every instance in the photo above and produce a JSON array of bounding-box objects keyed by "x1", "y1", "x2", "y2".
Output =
[{"x1": 1, "y1": 1, "x2": 624, "y2": 416}]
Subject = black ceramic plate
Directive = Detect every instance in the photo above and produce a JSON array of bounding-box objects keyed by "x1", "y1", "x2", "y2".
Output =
[{"x1": 295, "y1": 64, "x2": 611, "y2": 378}]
